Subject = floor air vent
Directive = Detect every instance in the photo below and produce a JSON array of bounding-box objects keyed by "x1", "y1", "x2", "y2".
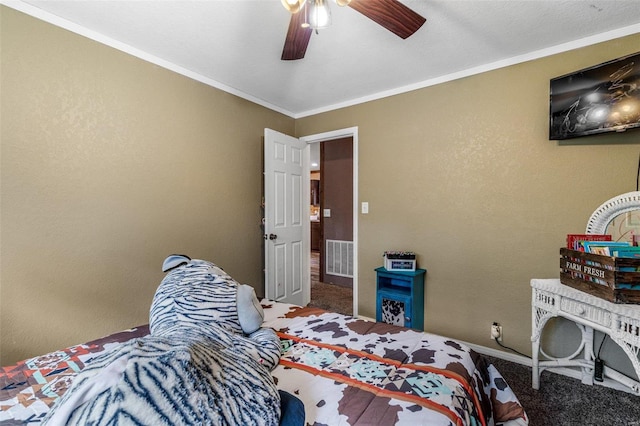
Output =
[{"x1": 325, "y1": 240, "x2": 354, "y2": 278}]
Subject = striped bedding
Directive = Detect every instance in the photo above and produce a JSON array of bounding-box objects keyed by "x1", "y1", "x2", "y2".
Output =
[{"x1": 0, "y1": 301, "x2": 528, "y2": 426}]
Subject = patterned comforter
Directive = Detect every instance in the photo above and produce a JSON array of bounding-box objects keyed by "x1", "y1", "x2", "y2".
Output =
[
  {"x1": 0, "y1": 302, "x2": 528, "y2": 426},
  {"x1": 262, "y1": 301, "x2": 528, "y2": 426},
  {"x1": 0, "y1": 327, "x2": 150, "y2": 424}
]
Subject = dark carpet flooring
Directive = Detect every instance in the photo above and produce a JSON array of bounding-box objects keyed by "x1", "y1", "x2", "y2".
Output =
[
  {"x1": 308, "y1": 280, "x2": 353, "y2": 316},
  {"x1": 308, "y1": 251, "x2": 353, "y2": 316},
  {"x1": 485, "y1": 355, "x2": 640, "y2": 425}
]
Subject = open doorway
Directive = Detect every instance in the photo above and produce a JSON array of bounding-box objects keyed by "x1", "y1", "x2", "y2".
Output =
[
  {"x1": 307, "y1": 136, "x2": 354, "y2": 316},
  {"x1": 263, "y1": 127, "x2": 357, "y2": 312}
]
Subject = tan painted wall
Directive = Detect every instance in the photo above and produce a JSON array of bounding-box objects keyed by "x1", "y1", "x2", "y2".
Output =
[
  {"x1": 295, "y1": 33, "x2": 640, "y2": 362},
  {"x1": 0, "y1": 7, "x2": 294, "y2": 365}
]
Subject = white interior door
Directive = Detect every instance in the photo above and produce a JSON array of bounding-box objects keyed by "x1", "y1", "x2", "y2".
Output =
[{"x1": 264, "y1": 128, "x2": 308, "y2": 305}]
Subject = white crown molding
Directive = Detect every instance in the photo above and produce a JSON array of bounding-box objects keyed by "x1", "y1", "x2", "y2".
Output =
[
  {"x1": 294, "y1": 22, "x2": 640, "y2": 118},
  {"x1": 4, "y1": 0, "x2": 640, "y2": 120},
  {"x1": 1, "y1": 0, "x2": 297, "y2": 118}
]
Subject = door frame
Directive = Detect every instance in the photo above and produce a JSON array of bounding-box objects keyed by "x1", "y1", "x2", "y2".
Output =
[{"x1": 301, "y1": 127, "x2": 358, "y2": 317}]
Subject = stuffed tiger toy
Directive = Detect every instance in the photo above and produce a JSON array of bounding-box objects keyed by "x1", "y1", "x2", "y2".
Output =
[{"x1": 43, "y1": 256, "x2": 282, "y2": 426}]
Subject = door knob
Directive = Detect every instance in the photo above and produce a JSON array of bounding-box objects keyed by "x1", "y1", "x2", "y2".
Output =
[{"x1": 269, "y1": 233, "x2": 278, "y2": 240}]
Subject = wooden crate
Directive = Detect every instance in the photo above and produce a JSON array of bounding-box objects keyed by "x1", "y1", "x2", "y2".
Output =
[
  {"x1": 560, "y1": 248, "x2": 640, "y2": 304},
  {"x1": 560, "y1": 247, "x2": 640, "y2": 304}
]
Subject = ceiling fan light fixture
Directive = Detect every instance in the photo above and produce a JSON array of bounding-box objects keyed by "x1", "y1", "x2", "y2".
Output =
[
  {"x1": 281, "y1": 0, "x2": 307, "y2": 14},
  {"x1": 334, "y1": 0, "x2": 351, "y2": 6},
  {"x1": 308, "y1": 0, "x2": 331, "y2": 29},
  {"x1": 300, "y1": 1, "x2": 310, "y2": 28}
]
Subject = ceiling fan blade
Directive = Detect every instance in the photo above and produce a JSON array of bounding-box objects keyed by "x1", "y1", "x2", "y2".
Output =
[
  {"x1": 348, "y1": 0, "x2": 426, "y2": 39},
  {"x1": 281, "y1": 11, "x2": 313, "y2": 60}
]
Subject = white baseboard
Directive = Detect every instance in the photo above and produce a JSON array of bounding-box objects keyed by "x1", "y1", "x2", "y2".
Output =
[
  {"x1": 462, "y1": 340, "x2": 532, "y2": 366},
  {"x1": 356, "y1": 314, "x2": 376, "y2": 322}
]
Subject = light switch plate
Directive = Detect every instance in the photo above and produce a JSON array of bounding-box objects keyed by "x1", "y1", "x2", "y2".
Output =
[
  {"x1": 361, "y1": 202, "x2": 369, "y2": 214},
  {"x1": 323, "y1": 209, "x2": 331, "y2": 217}
]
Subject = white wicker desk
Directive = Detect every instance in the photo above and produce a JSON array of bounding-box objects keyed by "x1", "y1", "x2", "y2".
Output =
[{"x1": 531, "y1": 278, "x2": 640, "y2": 395}]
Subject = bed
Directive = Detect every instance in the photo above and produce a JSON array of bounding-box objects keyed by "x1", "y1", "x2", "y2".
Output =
[{"x1": 0, "y1": 301, "x2": 527, "y2": 425}]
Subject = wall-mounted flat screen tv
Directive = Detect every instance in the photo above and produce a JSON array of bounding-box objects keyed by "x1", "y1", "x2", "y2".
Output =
[{"x1": 549, "y1": 51, "x2": 640, "y2": 140}]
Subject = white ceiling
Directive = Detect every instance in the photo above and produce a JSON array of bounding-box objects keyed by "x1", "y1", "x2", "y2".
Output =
[{"x1": 5, "y1": 0, "x2": 640, "y2": 118}]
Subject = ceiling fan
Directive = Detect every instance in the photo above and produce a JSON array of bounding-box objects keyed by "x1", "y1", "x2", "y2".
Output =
[{"x1": 280, "y1": 0, "x2": 426, "y2": 60}]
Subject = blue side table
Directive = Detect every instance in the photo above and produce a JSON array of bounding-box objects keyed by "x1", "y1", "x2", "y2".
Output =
[{"x1": 375, "y1": 267, "x2": 426, "y2": 330}]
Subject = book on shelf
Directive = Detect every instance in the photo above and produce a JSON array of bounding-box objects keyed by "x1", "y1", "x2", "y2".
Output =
[
  {"x1": 611, "y1": 247, "x2": 640, "y2": 271},
  {"x1": 582, "y1": 241, "x2": 631, "y2": 256},
  {"x1": 566, "y1": 234, "x2": 611, "y2": 251},
  {"x1": 612, "y1": 247, "x2": 640, "y2": 258}
]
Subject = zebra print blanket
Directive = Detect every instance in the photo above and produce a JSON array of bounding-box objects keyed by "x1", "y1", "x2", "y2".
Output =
[{"x1": 42, "y1": 259, "x2": 282, "y2": 426}]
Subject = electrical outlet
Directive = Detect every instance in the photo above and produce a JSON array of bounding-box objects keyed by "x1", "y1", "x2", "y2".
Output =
[{"x1": 491, "y1": 323, "x2": 503, "y2": 342}]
